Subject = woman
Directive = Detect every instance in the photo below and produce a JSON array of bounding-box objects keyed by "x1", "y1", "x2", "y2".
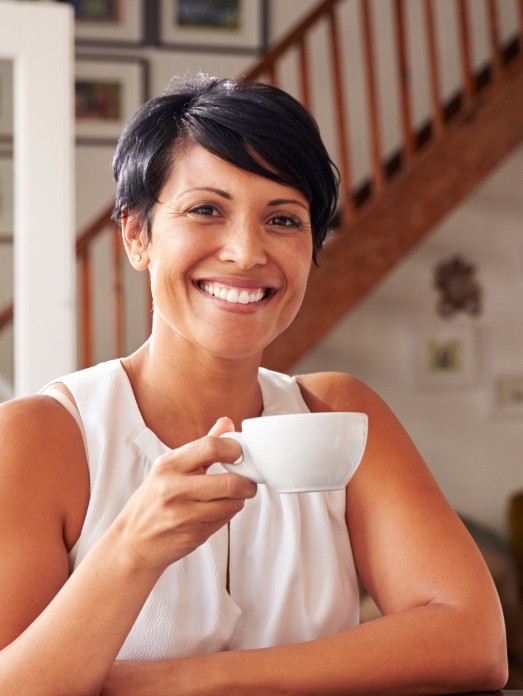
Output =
[{"x1": 0, "y1": 75, "x2": 507, "y2": 695}]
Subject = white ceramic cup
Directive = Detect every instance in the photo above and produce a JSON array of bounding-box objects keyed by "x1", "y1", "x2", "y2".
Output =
[{"x1": 221, "y1": 412, "x2": 368, "y2": 493}]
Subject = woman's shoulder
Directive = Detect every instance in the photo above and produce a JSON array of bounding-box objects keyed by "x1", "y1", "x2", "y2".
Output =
[
  {"x1": 295, "y1": 370, "x2": 384, "y2": 414},
  {"x1": 0, "y1": 394, "x2": 89, "y2": 549},
  {"x1": 0, "y1": 392, "x2": 81, "y2": 444}
]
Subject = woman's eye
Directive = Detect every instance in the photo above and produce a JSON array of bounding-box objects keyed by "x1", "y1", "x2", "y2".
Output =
[
  {"x1": 188, "y1": 204, "x2": 217, "y2": 216},
  {"x1": 269, "y1": 215, "x2": 302, "y2": 228}
]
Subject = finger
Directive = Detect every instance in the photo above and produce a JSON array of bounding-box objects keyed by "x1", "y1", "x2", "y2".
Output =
[
  {"x1": 207, "y1": 417, "x2": 235, "y2": 437},
  {"x1": 155, "y1": 435, "x2": 243, "y2": 476},
  {"x1": 154, "y1": 467, "x2": 256, "y2": 506},
  {"x1": 189, "y1": 470, "x2": 257, "y2": 502},
  {"x1": 172, "y1": 496, "x2": 248, "y2": 527}
]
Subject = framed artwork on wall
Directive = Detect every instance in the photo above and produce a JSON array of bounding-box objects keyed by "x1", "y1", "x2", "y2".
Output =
[
  {"x1": 58, "y1": 0, "x2": 146, "y2": 46},
  {"x1": 491, "y1": 375, "x2": 523, "y2": 418},
  {"x1": 157, "y1": 0, "x2": 267, "y2": 53},
  {"x1": 0, "y1": 60, "x2": 13, "y2": 143},
  {"x1": 411, "y1": 324, "x2": 479, "y2": 389},
  {"x1": 75, "y1": 56, "x2": 149, "y2": 144}
]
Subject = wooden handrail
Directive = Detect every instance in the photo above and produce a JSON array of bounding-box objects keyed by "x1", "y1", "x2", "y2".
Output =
[
  {"x1": 1, "y1": 0, "x2": 522, "y2": 374},
  {"x1": 243, "y1": 0, "x2": 338, "y2": 81}
]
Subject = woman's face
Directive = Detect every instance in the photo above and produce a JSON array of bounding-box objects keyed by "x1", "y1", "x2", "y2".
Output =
[{"x1": 126, "y1": 143, "x2": 313, "y2": 361}]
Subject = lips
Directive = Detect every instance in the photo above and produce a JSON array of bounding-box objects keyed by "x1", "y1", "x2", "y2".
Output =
[{"x1": 198, "y1": 281, "x2": 269, "y2": 305}]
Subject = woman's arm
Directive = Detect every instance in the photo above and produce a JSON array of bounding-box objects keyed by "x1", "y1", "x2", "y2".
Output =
[
  {"x1": 101, "y1": 371, "x2": 507, "y2": 696},
  {"x1": 0, "y1": 401, "x2": 255, "y2": 696}
]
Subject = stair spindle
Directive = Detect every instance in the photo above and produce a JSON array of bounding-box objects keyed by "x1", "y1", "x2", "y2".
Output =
[
  {"x1": 268, "y1": 63, "x2": 279, "y2": 87},
  {"x1": 424, "y1": 0, "x2": 444, "y2": 138},
  {"x1": 112, "y1": 227, "x2": 125, "y2": 358},
  {"x1": 486, "y1": 0, "x2": 501, "y2": 80},
  {"x1": 298, "y1": 36, "x2": 312, "y2": 111},
  {"x1": 361, "y1": 0, "x2": 384, "y2": 195},
  {"x1": 393, "y1": 0, "x2": 414, "y2": 161},
  {"x1": 79, "y1": 252, "x2": 92, "y2": 370},
  {"x1": 457, "y1": 0, "x2": 474, "y2": 106},
  {"x1": 326, "y1": 3, "x2": 353, "y2": 219}
]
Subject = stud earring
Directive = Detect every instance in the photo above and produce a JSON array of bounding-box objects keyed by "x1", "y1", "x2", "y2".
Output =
[{"x1": 133, "y1": 254, "x2": 142, "y2": 262}]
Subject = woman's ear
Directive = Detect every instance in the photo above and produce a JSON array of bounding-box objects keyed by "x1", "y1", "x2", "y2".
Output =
[{"x1": 121, "y1": 210, "x2": 150, "y2": 270}]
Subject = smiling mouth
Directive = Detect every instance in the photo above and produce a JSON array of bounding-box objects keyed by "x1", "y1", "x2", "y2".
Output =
[{"x1": 198, "y1": 281, "x2": 270, "y2": 305}]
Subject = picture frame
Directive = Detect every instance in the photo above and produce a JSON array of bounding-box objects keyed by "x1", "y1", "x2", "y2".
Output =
[
  {"x1": 411, "y1": 324, "x2": 479, "y2": 389},
  {"x1": 60, "y1": 0, "x2": 147, "y2": 46},
  {"x1": 157, "y1": 0, "x2": 267, "y2": 54},
  {"x1": 491, "y1": 375, "x2": 523, "y2": 418},
  {"x1": 75, "y1": 56, "x2": 149, "y2": 144},
  {"x1": 0, "y1": 155, "x2": 13, "y2": 238},
  {"x1": 0, "y1": 59, "x2": 13, "y2": 143}
]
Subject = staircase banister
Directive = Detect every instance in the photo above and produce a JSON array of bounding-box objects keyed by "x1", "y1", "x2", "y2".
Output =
[
  {"x1": 242, "y1": 0, "x2": 339, "y2": 81},
  {"x1": 0, "y1": 302, "x2": 13, "y2": 333},
  {"x1": 75, "y1": 200, "x2": 116, "y2": 257}
]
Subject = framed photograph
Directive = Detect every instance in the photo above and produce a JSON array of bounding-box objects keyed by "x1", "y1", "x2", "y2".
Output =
[
  {"x1": 492, "y1": 375, "x2": 523, "y2": 418},
  {"x1": 412, "y1": 324, "x2": 478, "y2": 389},
  {"x1": 0, "y1": 60, "x2": 13, "y2": 142},
  {"x1": 158, "y1": 0, "x2": 267, "y2": 53},
  {"x1": 0, "y1": 156, "x2": 13, "y2": 237},
  {"x1": 59, "y1": 0, "x2": 146, "y2": 46},
  {"x1": 75, "y1": 57, "x2": 148, "y2": 144}
]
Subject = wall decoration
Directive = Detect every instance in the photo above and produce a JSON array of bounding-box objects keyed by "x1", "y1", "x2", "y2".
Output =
[
  {"x1": 492, "y1": 375, "x2": 523, "y2": 418},
  {"x1": 75, "y1": 57, "x2": 148, "y2": 144},
  {"x1": 433, "y1": 254, "x2": 482, "y2": 318},
  {"x1": 0, "y1": 60, "x2": 13, "y2": 142},
  {"x1": 158, "y1": 0, "x2": 267, "y2": 53},
  {"x1": 412, "y1": 324, "x2": 478, "y2": 389},
  {"x1": 59, "y1": 0, "x2": 146, "y2": 46}
]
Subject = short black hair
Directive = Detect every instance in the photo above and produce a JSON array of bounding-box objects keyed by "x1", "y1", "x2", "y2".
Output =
[{"x1": 112, "y1": 74, "x2": 339, "y2": 262}]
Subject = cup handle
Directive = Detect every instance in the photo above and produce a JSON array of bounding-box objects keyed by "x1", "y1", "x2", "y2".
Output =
[{"x1": 219, "y1": 432, "x2": 264, "y2": 483}]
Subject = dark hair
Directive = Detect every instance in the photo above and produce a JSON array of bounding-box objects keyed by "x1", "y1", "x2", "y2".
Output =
[{"x1": 112, "y1": 74, "x2": 339, "y2": 262}]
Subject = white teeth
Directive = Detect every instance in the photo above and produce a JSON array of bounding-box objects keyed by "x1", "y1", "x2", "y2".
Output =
[{"x1": 200, "y1": 282, "x2": 266, "y2": 305}]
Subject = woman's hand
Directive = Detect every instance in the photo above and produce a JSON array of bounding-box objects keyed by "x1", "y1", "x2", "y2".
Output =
[{"x1": 113, "y1": 417, "x2": 257, "y2": 573}]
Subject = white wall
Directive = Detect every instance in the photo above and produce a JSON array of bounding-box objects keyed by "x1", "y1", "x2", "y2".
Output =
[{"x1": 294, "y1": 143, "x2": 523, "y2": 537}]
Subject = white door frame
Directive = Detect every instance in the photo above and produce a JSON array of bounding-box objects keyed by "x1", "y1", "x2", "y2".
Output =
[{"x1": 0, "y1": 1, "x2": 75, "y2": 396}]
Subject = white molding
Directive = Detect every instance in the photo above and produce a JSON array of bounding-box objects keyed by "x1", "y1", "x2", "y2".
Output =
[{"x1": 0, "y1": 1, "x2": 75, "y2": 396}]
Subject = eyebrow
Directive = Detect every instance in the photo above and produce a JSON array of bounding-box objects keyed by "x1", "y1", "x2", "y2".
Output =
[
  {"x1": 180, "y1": 188, "x2": 309, "y2": 211},
  {"x1": 267, "y1": 198, "x2": 309, "y2": 212},
  {"x1": 180, "y1": 186, "x2": 232, "y2": 199}
]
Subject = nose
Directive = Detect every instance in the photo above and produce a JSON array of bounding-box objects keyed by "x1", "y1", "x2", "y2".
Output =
[{"x1": 218, "y1": 219, "x2": 268, "y2": 269}]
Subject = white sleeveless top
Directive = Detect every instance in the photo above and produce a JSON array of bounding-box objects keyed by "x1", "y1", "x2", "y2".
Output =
[{"x1": 44, "y1": 360, "x2": 359, "y2": 660}]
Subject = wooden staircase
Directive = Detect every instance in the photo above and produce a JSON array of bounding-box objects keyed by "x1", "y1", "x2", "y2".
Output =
[
  {"x1": 255, "y1": 0, "x2": 523, "y2": 371},
  {"x1": 1, "y1": 0, "x2": 523, "y2": 378}
]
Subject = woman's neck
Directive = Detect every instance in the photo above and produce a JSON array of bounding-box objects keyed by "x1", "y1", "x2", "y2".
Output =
[{"x1": 121, "y1": 338, "x2": 264, "y2": 449}]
